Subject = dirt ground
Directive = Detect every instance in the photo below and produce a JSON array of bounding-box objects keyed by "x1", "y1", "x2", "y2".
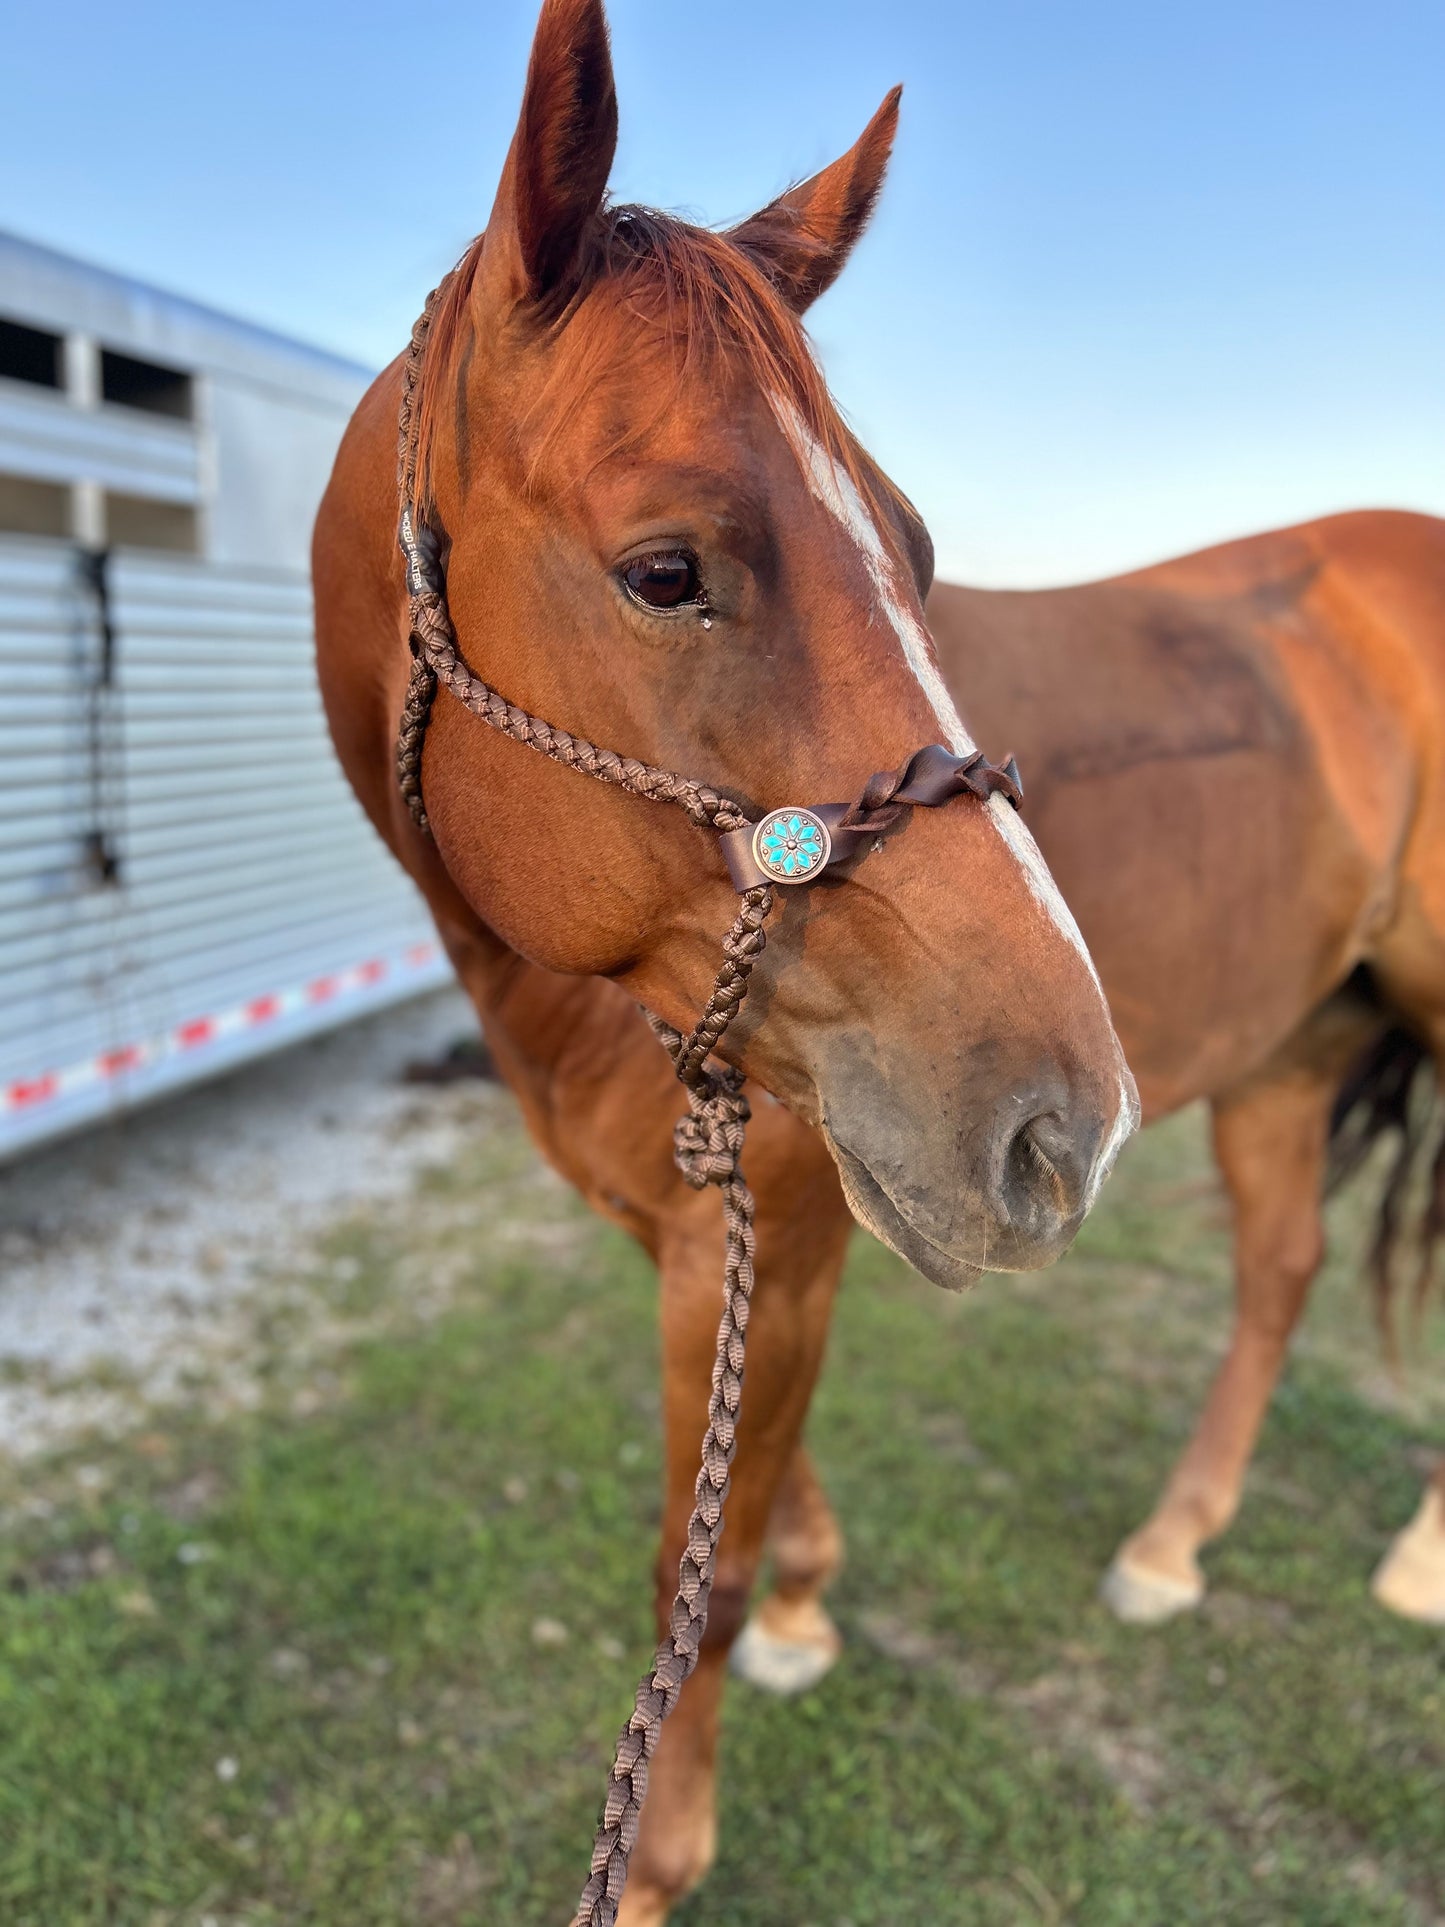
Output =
[{"x1": 0, "y1": 989, "x2": 487, "y2": 1459}]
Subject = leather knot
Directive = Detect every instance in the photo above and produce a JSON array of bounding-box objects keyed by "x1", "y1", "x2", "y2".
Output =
[
  {"x1": 838, "y1": 744, "x2": 1024, "y2": 834},
  {"x1": 673, "y1": 1074, "x2": 751, "y2": 1189},
  {"x1": 957, "y1": 748, "x2": 1024, "y2": 810}
]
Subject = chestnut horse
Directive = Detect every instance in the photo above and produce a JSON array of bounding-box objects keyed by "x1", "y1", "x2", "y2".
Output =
[
  {"x1": 376, "y1": 506, "x2": 1443, "y2": 1922},
  {"x1": 313, "y1": 0, "x2": 1133, "y2": 1917}
]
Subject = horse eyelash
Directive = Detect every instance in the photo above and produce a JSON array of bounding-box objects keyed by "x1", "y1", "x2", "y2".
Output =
[{"x1": 1026, "y1": 1135, "x2": 1059, "y2": 1185}]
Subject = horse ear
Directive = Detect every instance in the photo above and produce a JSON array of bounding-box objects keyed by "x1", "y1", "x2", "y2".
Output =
[
  {"x1": 483, "y1": 0, "x2": 619, "y2": 306},
  {"x1": 728, "y1": 86, "x2": 902, "y2": 313}
]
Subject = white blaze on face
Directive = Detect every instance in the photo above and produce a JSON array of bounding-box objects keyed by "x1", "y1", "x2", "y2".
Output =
[
  {"x1": 772, "y1": 400, "x2": 1106, "y2": 996},
  {"x1": 984, "y1": 790, "x2": 1106, "y2": 999},
  {"x1": 782, "y1": 411, "x2": 978, "y2": 762}
]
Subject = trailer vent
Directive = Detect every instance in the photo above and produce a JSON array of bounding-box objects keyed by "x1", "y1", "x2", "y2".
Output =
[
  {"x1": 100, "y1": 348, "x2": 194, "y2": 421},
  {"x1": 0, "y1": 317, "x2": 63, "y2": 389},
  {"x1": 0, "y1": 472, "x2": 69, "y2": 537},
  {"x1": 105, "y1": 491, "x2": 198, "y2": 553}
]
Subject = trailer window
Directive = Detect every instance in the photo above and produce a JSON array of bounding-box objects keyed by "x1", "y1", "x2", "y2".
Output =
[
  {"x1": 0, "y1": 472, "x2": 70, "y2": 536},
  {"x1": 0, "y1": 318, "x2": 63, "y2": 389},
  {"x1": 104, "y1": 491, "x2": 198, "y2": 552},
  {"x1": 100, "y1": 348, "x2": 193, "y2": 421}
]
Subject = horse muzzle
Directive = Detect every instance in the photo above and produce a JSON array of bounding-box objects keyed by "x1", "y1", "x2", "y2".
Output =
[{"x1": 822, "y1": 1063, "x2": 1135, "y2": 1285}]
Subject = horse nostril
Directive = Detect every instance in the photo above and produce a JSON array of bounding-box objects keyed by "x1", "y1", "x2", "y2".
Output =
[{"x1": 995, "y1": 1107, "x2": 1094, "y2": 1234}]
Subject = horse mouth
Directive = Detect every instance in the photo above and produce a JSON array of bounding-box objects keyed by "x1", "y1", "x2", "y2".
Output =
[{"x1": 823, "y1": 1130, "x2": 985, "y2": 1293}]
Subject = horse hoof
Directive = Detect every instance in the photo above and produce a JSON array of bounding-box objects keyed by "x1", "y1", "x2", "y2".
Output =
[
  {"x1": 730, "y1": 1610, "x2": 842, "y2": 1696},
  {"x1": 1100, "y1": 1553, "x2": 1205, "y2": 1625},
  {"x1": 1370, "y1": 1489, "x2": 1445, "y2": 1626}
]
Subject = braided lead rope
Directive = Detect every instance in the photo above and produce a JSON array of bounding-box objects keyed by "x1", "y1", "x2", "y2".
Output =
[
  {"x1": 567, "y1": 897, "x2": 773, "y2": 1927},
  {"x1": 392, "y1": 293, "x2": 775, "y2": 1926},
  {"x1": 572, "y1": 1023, "x2": 757, "y2": 1927},
  {"x1": 567, "y1": 887, "x2": 774, "y2": 1925},
  {"x1": 671, "y1": 888, "x2": 773, "y2": 1085}
]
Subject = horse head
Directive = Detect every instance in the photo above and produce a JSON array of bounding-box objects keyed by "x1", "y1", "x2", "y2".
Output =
[{"x1": 359, "y1": 0, "x2": 1138, "y2": 1283}]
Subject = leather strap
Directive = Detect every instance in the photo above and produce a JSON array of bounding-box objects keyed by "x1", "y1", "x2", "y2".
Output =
[{"x1": 718, "y1": 742, "x2": 1023, "y2": 892}]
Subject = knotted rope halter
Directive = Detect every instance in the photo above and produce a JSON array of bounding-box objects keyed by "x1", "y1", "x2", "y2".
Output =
[{"x1": 393, "y1": 286, "x2": 1022, "y2": 1927}]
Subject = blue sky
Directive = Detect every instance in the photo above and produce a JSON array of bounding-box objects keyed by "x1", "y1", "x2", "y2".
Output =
[{"x1": 4, "y1": 0, "x2": 1440, "y2": 584}]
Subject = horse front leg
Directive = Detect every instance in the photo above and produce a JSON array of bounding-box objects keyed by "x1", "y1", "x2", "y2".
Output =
[
  {"x1": 616, "y1": 1186, "x2": 851, "y2": 1926},
  {"x1": 731, "y1": 1444, "x2": 846, "y2": 1696}
]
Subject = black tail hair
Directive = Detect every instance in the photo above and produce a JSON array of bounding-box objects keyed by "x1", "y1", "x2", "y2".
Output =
[{"x1": 1326, "y1": 1023, "x2": 1445, "y2": 1356}]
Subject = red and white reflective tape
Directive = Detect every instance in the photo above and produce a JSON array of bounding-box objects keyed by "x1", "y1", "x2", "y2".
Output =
[{"x1": 3, "y1": 940, "x2": 443, "y2": 1117}]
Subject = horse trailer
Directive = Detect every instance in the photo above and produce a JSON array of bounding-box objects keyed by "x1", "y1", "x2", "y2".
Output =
[{"x1": 0, "y1": 230, "x2": 450, "y2": 1162}]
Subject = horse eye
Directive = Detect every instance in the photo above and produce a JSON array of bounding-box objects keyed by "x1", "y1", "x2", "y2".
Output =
[{"x1": 621, "y1": 550, "x2": 702, "y2": 611}]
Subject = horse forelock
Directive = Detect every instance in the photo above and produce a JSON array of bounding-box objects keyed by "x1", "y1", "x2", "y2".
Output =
[{"x1": 408, "y1": 203, "x2": 901, "y2": 530}]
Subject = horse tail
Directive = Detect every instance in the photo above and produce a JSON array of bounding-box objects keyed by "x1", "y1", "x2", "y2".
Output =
[{"x1": 1325, "y1": 1022, "x2": 1445, "y2": 1358}]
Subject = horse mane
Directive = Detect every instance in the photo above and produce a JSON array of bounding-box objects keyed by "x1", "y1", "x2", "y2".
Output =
[{"x1": 408, "y1": 202, "x2": 894, "y2": 526}]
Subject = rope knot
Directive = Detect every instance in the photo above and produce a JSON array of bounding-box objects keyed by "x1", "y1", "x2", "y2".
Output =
[{"x1": 673, "y1": 1073, "x2": 751, "y2": 1189}]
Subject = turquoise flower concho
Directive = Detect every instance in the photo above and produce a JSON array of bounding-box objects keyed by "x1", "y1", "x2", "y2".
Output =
[{"x1": 751, "y1": 808, "x2": 833, "y2": 885}]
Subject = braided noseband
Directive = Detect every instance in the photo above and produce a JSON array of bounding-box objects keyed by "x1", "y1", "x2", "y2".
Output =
[{"x1": 392, "y1": 286, "x2": 1022, "y2": 1927}]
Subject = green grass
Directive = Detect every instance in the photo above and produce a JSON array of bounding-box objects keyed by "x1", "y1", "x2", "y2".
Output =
[{"x1": 1, "y1": 1107, "x2": 1442, "y2": 1925}]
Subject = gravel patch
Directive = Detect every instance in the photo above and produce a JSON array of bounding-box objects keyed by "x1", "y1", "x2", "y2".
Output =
[{"x1": 0, "y1": 988, "x2": 489, "y2": 1460}]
